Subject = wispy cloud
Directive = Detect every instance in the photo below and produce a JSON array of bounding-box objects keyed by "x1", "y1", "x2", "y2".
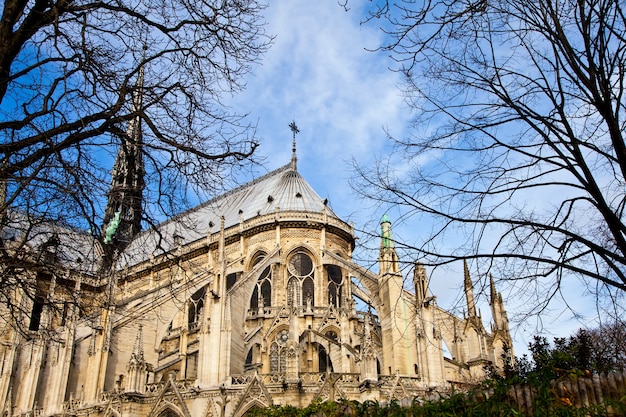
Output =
[
  {"x1": 228, "y1": 1, "x2": 600, "y2": 357},
  {"x1": 229, "y1": 1, "x2": 406, "y2": 210}
]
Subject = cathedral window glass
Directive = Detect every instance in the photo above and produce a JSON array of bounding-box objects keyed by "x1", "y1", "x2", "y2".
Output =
[
  {"x1": 287, "y1": 251, "x2": 314, "y2": 307},
  {"x1": 287, "y1": 278, "x2": 300, "y2": 307},
  {"x1": 226, "y1": 272, "x2": 239, "y2": 291},
  {"x1": 29, "y1": 294, "x2": 44, "y2": 331},
  {"x1": 270, "y1": 343, "x2": 279, "y2": 371},
  {"x1": 244, "y1": 347, "x2": 254, "y2": 371},
  {"x1": 244, "y1": 343, "x2": 262, "y2": 372},
  {"x1": 188, "y1": 286, "x2": 206, "y2": 331},
  {"x1": 326, "y1": 265, "x2": 343, "y2": 307},
  {"x1": 249, "y1": 266, "x2": 272, "y2": 311},
  {"x1": 318, "y1": 345, "x2": 332, "y2": 373},
  {"x1": 302, "y1": 277, "x2": 314, "y2": 307},
  {"x1": 29, "y1": 274, "x2": 51, "y2": 331},
  {"x1": 269, "y1": 330, "x2": 288, "y2": 372},
  {"x1": 250, "y1": 286, "x2": 259, "y2": 311},
  {"x1": 260, "y1": 276, "x2": 271, "y2": 306}
]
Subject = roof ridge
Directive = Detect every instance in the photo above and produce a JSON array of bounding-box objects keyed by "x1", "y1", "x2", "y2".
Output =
[
  {"x1": 6, "y1": 209, "x2": 95, "y2": 238},
  {"x1": 141, "y1": 163, "x2": 293, "y2": 233},
  {"x1": 203, "y1": 163, "x2": 293, "y2": 208}
]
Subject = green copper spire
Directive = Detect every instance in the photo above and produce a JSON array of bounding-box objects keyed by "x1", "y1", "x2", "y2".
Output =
[{"x1": 380, "y1": 214, "x2": 393, "y2": 249}]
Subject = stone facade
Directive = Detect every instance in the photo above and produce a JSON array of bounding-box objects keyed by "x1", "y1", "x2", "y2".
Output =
[{"x1": 0, "y1": 160, "x2": 512, "y2": 417}]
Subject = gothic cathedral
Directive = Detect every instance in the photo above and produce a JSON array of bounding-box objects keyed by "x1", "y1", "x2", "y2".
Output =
[{"x1": 0, "y1": 148, "x2": 512, "y2": 416}]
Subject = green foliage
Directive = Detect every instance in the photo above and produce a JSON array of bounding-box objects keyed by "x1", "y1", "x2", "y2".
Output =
[
  {"x1": 249, "y1": 326, "x2": 626, "y2": 416},
  {"x1": 248, "y1": 324, "x2": 626, "y2": 416},
  {"x1": 246, "y1": 387, "x2": 625, "y2": 416},
  {"x1": 511, "y1": 325, "x2": 624, "y2": 385}
]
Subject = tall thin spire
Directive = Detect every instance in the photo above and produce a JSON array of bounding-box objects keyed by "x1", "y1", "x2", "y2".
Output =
[
  {"x1": 288, "y1": 120, "x2": 299, "y2": 170},
  {"x1": 132, "y1": 324, "x2": 144, "y2": 359},
  {"x1": 464, "y1": 259, "x2": 477, "y2": 318},
  {"x1": 103, "y1": 63, "x2": 146, "y2": 248},
  {"x1": 127, "y1": 324, "x2": 147, "y2": 394},
  {"x1": 489, "y1": 273, "x2": 509, "y2": 332},
  {"x1": 489, "y1": 273, "x2": 497, "y2": 305},
  {"x1": 413, "y1": 261, "x2": 429, "y2": 303}
]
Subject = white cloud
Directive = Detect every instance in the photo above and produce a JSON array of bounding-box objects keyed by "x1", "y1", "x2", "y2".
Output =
[
  {"x1": 230, "y1": 1, "x2": 407, "y2": 201},
  {"x1": 227, "y1": 1, "x2": 605, "y2": 357}
]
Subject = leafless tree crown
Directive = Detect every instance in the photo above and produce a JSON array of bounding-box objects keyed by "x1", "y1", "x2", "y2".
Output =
[
  {"x1": 0, "y1": 0, "x2": 271, "y2": 332},
  {"x1": 354, "y1": 0, "x2": 626, "y2": 315}
]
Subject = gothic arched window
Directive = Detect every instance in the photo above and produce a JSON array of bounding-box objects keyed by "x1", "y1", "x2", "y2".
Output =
[
  {"x1": 250, "y1": 286, "x2": 259, "y2": 310},
  {"x1": 287, "y1": 251, "x2": 314, "y2": 307},
  {"x1": 287, "y1": 278, "x2": 299, "y2": 307},
  {"x1": 158, "y1": 409, "x2": 181, "y2": 417},
  {"x1": 318, "y1": 345, "x2": 333, "y2": 373},
  {"x1": 302, "y1": 277, "x2": 314, "y2": 307},
  {"x1": 226, "y1": 272, "x2": 239, "y2": 291},
  {"x1": 260, "y1": 277, "x2": 271, "y2": 306},
  {"x1": 269, "y1": 330, "x2": 289, "y2": 372},
  {"x1": 245, "y1": 344, "x2": 261, "y2": 372},
  {"x1": 188, "y1": 286, "x2": 206, "y2": 330},
  {"x1": 326, "y1": 265, "x2": 343, "y2": 307},
  {"x1": 250, "y1": 266, "x2": 272, "y2": 311}
]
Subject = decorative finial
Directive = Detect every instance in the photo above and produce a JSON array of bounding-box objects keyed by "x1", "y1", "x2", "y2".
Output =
[
  {"x1": 132, "y1": 324, "x2": 144, "y2": 359},
  {"x1": 289, "y1": 121, "x2": 299, "y2": 170}
]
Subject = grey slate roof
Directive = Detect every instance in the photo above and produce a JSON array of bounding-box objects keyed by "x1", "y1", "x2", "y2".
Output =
[
  {"x1": 121, "y1": 163, "x2": 339, "y2": 267},
  {"x1": 2, "y1": 211, "x2": 102, "y2": 276}
]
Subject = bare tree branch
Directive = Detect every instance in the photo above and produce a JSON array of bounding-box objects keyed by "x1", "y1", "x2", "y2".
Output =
[
  {"x1": 0, "y1": 0, "x2": 271, "y2": 333},
  {"x1": 355, "y1": 0, "x2": 626, "y2": 316}
]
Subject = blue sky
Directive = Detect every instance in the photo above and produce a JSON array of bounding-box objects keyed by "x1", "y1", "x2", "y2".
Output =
[
  {"x1": 228, "y1": 3, "x2": 403, "y2": 176},
  {"x1": 225, "y1": 1, "x2": 601, "y2": 356}
]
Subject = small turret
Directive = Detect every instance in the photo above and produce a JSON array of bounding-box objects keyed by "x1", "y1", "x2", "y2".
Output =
[
  {"x1": 360, "y1": 312, "x2": 378, "y2": 383},
  {"x1": 379, "y1": 214, "x2": 399, "y2": 274},
  {"x1": 413, "y1": 262, "x2": 429, "y2": 304},
  {"x1": 126, "y1": 324, "x2": 148, "y2": 394},
  {"x1": 463, "y1": 259, "x2": 477, "y2": 318},
  {"x1": 377, "y1": 214, "x2": 413, "y2": 376},
  {"x1": 489, "y1": 274, "x2": 509, "y2": 333}
]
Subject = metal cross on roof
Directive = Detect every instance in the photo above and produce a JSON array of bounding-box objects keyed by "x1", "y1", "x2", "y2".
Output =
[
  {"x1": 289, "y1": 121, "x2": 300, "y2": 136},
  {"x1": 289, "y1": 121, "x2": 299, "y2": 170}
]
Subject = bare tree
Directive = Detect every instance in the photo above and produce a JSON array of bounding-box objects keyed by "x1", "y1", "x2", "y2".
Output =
[
  {"x1": 0, "y1": 0, "x2": 271, "y2": 332},
  {"x1": 353, "y1": 0, "x2": 626, "y2": 315}
]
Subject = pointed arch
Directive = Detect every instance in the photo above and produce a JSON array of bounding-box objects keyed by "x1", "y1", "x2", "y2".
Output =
[
  {"x1": 234, "y1": 399, "x2": 269, "y2": 417},
  {"x1": 188, "y1": 286, "x2": 206, "y2": 330},
  {"x1": 269, "y1": 328, "x2": 289, "y2": 372},
  {"x1": 318, "y1": 344, "x2": 332, "y2": 373},
  {"x1": 287, "y1": 277, "x2": 299, "y2": 307},
  {"x1": 153, "y1": 405, "x2": 185, "y2": 417},
  {"x1": 231, "y1": 374, "x2": 273, "y2": 417},
  {"x1": 244, "y1": 343, "x2": 261, "y2": 372},
  {"x1": 286, "y1": 249, "x2": 315, "y2": 307},
  {"x1": 326, "y1": 264, "x2": 343, "y2": 307},
  {"x1": 302, "y1": 277, "x2": 314, "y2": 307},
  {"x1": 260, "y1": 278, "x2": 271, "y2": 307},
  {"x1": 249, "y1": 266, "x2": 272, "y2": 312},
  {"x1": 147, "y1": 373, "x2": 192, "y2": 417},
  {"x1": 250, "y1": 285, "x2": 259, "y2": 310},
  {"x1": 249, "y1": 250, "x2": 267, "y2": 269}
]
